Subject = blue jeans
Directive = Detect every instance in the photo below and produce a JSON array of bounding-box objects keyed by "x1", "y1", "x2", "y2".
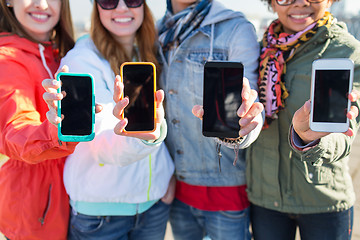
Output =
[
  {"x1": 169, "y1": 198, "x2": 251, "y2": 240},
  {"x1": 68, "y1": 201, "x2": 170, "y2": 240},
  {"x1": 251, "y1": 204, "x2": 353, "y2": 240}
]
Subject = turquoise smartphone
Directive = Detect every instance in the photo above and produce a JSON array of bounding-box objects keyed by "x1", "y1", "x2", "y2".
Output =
[{"x1": 57, "y1": 72, "x2": 95, "y2": 142}]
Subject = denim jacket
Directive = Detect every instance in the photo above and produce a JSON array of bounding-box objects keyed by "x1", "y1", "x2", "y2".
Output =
[{"x1": 158, "y1": 1, "x2": 263, "y2": 186}]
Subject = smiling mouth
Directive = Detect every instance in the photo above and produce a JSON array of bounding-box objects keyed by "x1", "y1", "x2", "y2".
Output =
[
  {"x1": 290, "y1": 13, "x2": 312, "y2": 19},
  {"x1": 113, "y1": 17, "x2": 133, "y2": 23},
  {"x1": 30, "y1": 13, "x2": 49, "y2": 20}
]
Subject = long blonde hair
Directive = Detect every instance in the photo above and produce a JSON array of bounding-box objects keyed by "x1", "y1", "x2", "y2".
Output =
[
  {"x1": 0, "y1": 0, "x2": 75, "y2": 58},
  {"x1": 90, "y1": 2, "x2": 159, "y2": 76}
]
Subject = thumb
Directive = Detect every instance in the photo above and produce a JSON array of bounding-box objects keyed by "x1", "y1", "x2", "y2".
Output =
[
  {"x1": 155, "y1": 89, "x2": 165, "y2": 108},
  {"x1": 303, "y1": 100, "x2": 311, "y2": 114},
  {"x1": 192, "y1": 105, "x2": 204, "y2": 119},
  {"x1": 293, "y1": 99, "x2": 311, "y2": 131},
  {"x1": 55, "y1": 65, "x2": 69, "y2": 79}
]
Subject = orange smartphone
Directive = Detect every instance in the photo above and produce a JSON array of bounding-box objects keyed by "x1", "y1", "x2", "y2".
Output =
[{"x1": 120, "y1": 62, "x2": 156, "y2": 133}]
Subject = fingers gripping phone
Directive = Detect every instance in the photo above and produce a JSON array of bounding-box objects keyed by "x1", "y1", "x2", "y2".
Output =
[
  {"x1": 202, "y1": 61, "x2": 244, "y2": 138},
  {"x1": 120, "y1": 62, "x2": 156, "y2": 133},
  {"x1": 57, "y1": 72, "x2": 95, "y2": 142},
  {"x1": 310, "y1": 58, "x2": 354, "y2": 132}
]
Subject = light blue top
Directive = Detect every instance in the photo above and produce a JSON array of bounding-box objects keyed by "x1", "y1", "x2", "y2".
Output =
[{"x1": 70, "y1": 199, "x2": 158, "y2": 216}]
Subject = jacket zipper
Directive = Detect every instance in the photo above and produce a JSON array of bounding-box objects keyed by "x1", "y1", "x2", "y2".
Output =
[{"x1": 39, "y1": 184, "x2": 52, "y2": 226}]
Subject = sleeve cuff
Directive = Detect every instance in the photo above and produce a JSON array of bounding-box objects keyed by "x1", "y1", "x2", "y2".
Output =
[
  {"x1": 290, "y1": 125, "x2": 320, "y2": 151},
  {"x1": 141, "y1": 120, "x2": 167, "y2": 146}
]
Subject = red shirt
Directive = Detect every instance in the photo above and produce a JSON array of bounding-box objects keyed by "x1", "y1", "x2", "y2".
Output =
[{"x1": 175, "y1": 180, "x2": 250, "y2": 211}]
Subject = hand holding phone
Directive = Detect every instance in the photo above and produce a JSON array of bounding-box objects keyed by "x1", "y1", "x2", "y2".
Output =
[
  {"x1": 57, "y1": 72, "x2": 95, "y2": 142},
  {"x1": 310, "y1": 58, "x2": 354, "y2": 132},
  {"x1": 112, "y1": 74, "x2": 164, "y2": 141},
  {"x1": 202, "y1": 61, "x2": 244, "y2": 138}
]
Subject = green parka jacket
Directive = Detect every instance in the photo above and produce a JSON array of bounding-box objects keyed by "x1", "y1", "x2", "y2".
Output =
[{"x1": 247, "y1": 22, "x2": 360, "y2": 214}]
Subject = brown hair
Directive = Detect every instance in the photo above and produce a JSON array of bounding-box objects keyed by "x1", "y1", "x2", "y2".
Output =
[
  {"x1": 0, "y1": 0, "x2": 75, "y2": 58},
  {"x1": 90, "y1": 2, "x2": 159, "y2": 76},
  {"x1": 260, "y1": 0, "x2": 340, "y2": 7}
]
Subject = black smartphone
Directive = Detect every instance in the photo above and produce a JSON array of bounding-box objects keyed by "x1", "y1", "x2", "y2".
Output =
[
  {"x1": 202, "y1": 61, "x2": 244, "y2": 138},
  {"x1": 310, "y1": 58, "x2": 354, "y2": 132},
  {"x1": 120, "y1": 62, "x2": 156, "y2": 133},
  {"x1": 57, "y1": 72, "x2": 95, "y2": 142}
]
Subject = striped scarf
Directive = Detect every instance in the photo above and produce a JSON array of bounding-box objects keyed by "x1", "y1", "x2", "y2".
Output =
[
  {"x1": 258, "y1": 12, "x2": 334, "y2": 127},
  {"x1": 158, "y1": 0, "x2": 212, "y2": 60}
]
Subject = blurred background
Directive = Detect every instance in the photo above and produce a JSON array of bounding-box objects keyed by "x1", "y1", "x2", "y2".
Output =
[
  {"x1": 1, "y1": 1, "x2": 360, "y2": 239},
  {"x1": 68, "y1": 1, "x2": 359, "y2": 240},
  {"x1": 70, "y1": 0, "x2": 360, "y2": 40}
]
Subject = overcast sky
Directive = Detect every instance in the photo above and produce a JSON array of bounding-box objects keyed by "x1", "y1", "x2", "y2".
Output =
[
  {"x1": 70, "y1": 0, "x2": 360, "y2": 29},
  {"x1": 70, "y1": 0, "x2": 275, "y2": 23}
]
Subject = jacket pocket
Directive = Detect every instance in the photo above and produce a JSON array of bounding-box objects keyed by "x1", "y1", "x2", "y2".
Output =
[
  {"x1": 303, "y1": 161, "x2": 332, "y2": 185},
  {"x1": 70, "y1": 212, "x2": 105, "y2": 233},
  {"x1": 184, "y1": 50, "x2": 228, "y2": 99},
  {"x1": 38, "y1": 184, "x2": 52, "y2": 226}
]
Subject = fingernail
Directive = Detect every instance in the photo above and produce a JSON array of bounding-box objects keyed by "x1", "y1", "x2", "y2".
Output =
[{"x1": 52, "y1": 80, "x2": 58, "y2": 86}]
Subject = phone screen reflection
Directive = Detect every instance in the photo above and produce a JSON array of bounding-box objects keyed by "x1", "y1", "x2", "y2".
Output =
[
  {"x1": 313, "y1": 69, "x2": 350, "y2": 123},
  {"x1": 203, "y1": 63, "x2": 243, "y2": 138}
]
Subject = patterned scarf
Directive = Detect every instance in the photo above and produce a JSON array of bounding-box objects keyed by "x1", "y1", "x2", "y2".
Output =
[
  {"x1": 158, "y1": 0, "x2": 212, "y2": 60},
  {"x1": 258, "y1": 12, "x2": 334, "y2": 127}
]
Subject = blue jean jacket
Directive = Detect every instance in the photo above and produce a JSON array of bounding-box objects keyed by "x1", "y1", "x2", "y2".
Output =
[{"x1": 158, "y1": 1, "x2": 262, "y2": 187}]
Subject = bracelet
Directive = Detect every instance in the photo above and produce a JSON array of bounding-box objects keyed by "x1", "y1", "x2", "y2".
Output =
[
  {"x1": 214, "y1": 136, "x2": 244, "y2": 169},
  {"x1": 214, "y1": 136, "x2": 244, "y2": 148}
]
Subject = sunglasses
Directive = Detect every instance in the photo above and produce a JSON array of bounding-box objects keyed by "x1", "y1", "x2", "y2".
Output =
[
  {"x1": 276, "y1": 0, "x2": 325, "y2": 6},
  {"x1": 96, "y1": 0, "x2": 144, "y2": 10}
]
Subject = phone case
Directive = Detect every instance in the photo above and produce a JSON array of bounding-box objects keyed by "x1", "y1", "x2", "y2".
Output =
[
  {"x1": 57, "y1": 72, "x2": 95, "y2": 142},
  {"x1": 120, "y1": 62, "x2": 157, "y2": 133}
]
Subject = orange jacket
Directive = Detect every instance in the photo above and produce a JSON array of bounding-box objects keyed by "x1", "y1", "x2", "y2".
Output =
[{"x1": 0, "y1": 33, "x2": 77, "y2": 240}]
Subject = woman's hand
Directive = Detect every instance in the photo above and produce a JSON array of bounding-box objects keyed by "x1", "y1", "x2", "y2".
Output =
[
  {"x1": 42, "y1": 65, "x2": 68, "y2": 126},
  {"x1": 112, "y1": 75, "x2": 165, "y2": 141},
  {"x1": 293, "y1": 89, "x2": 360, "y2": 144},
  {"x1": 42, "y1": 65, "x2": 103, "y2": 126},
  {"x1": 192, "y1": 77, "x2": 264, "y2": 138},
  {"x1": 161, "y1": 175, "x2": 176, "y2": 204}
]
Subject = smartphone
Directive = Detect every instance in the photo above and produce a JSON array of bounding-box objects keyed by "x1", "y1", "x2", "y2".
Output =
[
  {"x1": 202, "y1": 61, "x2": 244, "y2": 138},
  {"x1": 310, "y1": 58, "x2": 354, "y2": 132},
  {"x1": 57, "y1": 72, "x2": 95, "y2": 142},
  {"x1": 120, "y1": 62, "x2": 156, "y2": 133}
]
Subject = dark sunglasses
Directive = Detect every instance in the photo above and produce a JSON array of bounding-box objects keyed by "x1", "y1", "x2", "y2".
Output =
[
  {"x1": 276, "y1": 0, "x2": 325, "y2": 6},
  {"x1": 96, "y1": 0, "x2": 144, "y2": 10}
]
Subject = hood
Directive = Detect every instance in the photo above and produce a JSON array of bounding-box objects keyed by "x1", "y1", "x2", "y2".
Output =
[
  {"x1": 200, "y1": 1, "x2": 246, "y2": 27},
  {"x1": 0, "y1": 33, "x2": 53, "y2": 61},
  {"x1": 0, "y1": 33, "x2": 55, "y2": 78}
]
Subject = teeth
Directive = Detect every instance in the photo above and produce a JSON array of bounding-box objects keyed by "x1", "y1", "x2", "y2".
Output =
[
  {"x1": 113, "y1": 18, "x2": 132, "y2": 23},
  {"x1": 291, "y1": 14, "x2": 310, "y2": 19},
  {"x1": 31, "y1": 13, "x2": 48, "y2": 20}
]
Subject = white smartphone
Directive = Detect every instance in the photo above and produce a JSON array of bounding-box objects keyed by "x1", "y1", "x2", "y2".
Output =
[{"x1": 310, "y1": 58, "x2": 354, "y2": 132}]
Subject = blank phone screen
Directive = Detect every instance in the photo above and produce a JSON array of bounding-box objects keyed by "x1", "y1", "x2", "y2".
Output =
[
  {"x1": 122, "y1": 64, "x2": 155, "y2": 131},
  {"x1": 60, "y1": 75, "x2": 93, "y2": 135},
  {"x1": 203, "y1": 62, "x2": 243, "y2": 138},
  {"x1": 313, "y1": 69, "x2": 350, "y2": 123}
]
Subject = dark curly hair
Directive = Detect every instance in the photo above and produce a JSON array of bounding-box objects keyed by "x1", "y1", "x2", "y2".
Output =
[{"x1": 260, "y1": 0, "x2": 340, "y2": 7}]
